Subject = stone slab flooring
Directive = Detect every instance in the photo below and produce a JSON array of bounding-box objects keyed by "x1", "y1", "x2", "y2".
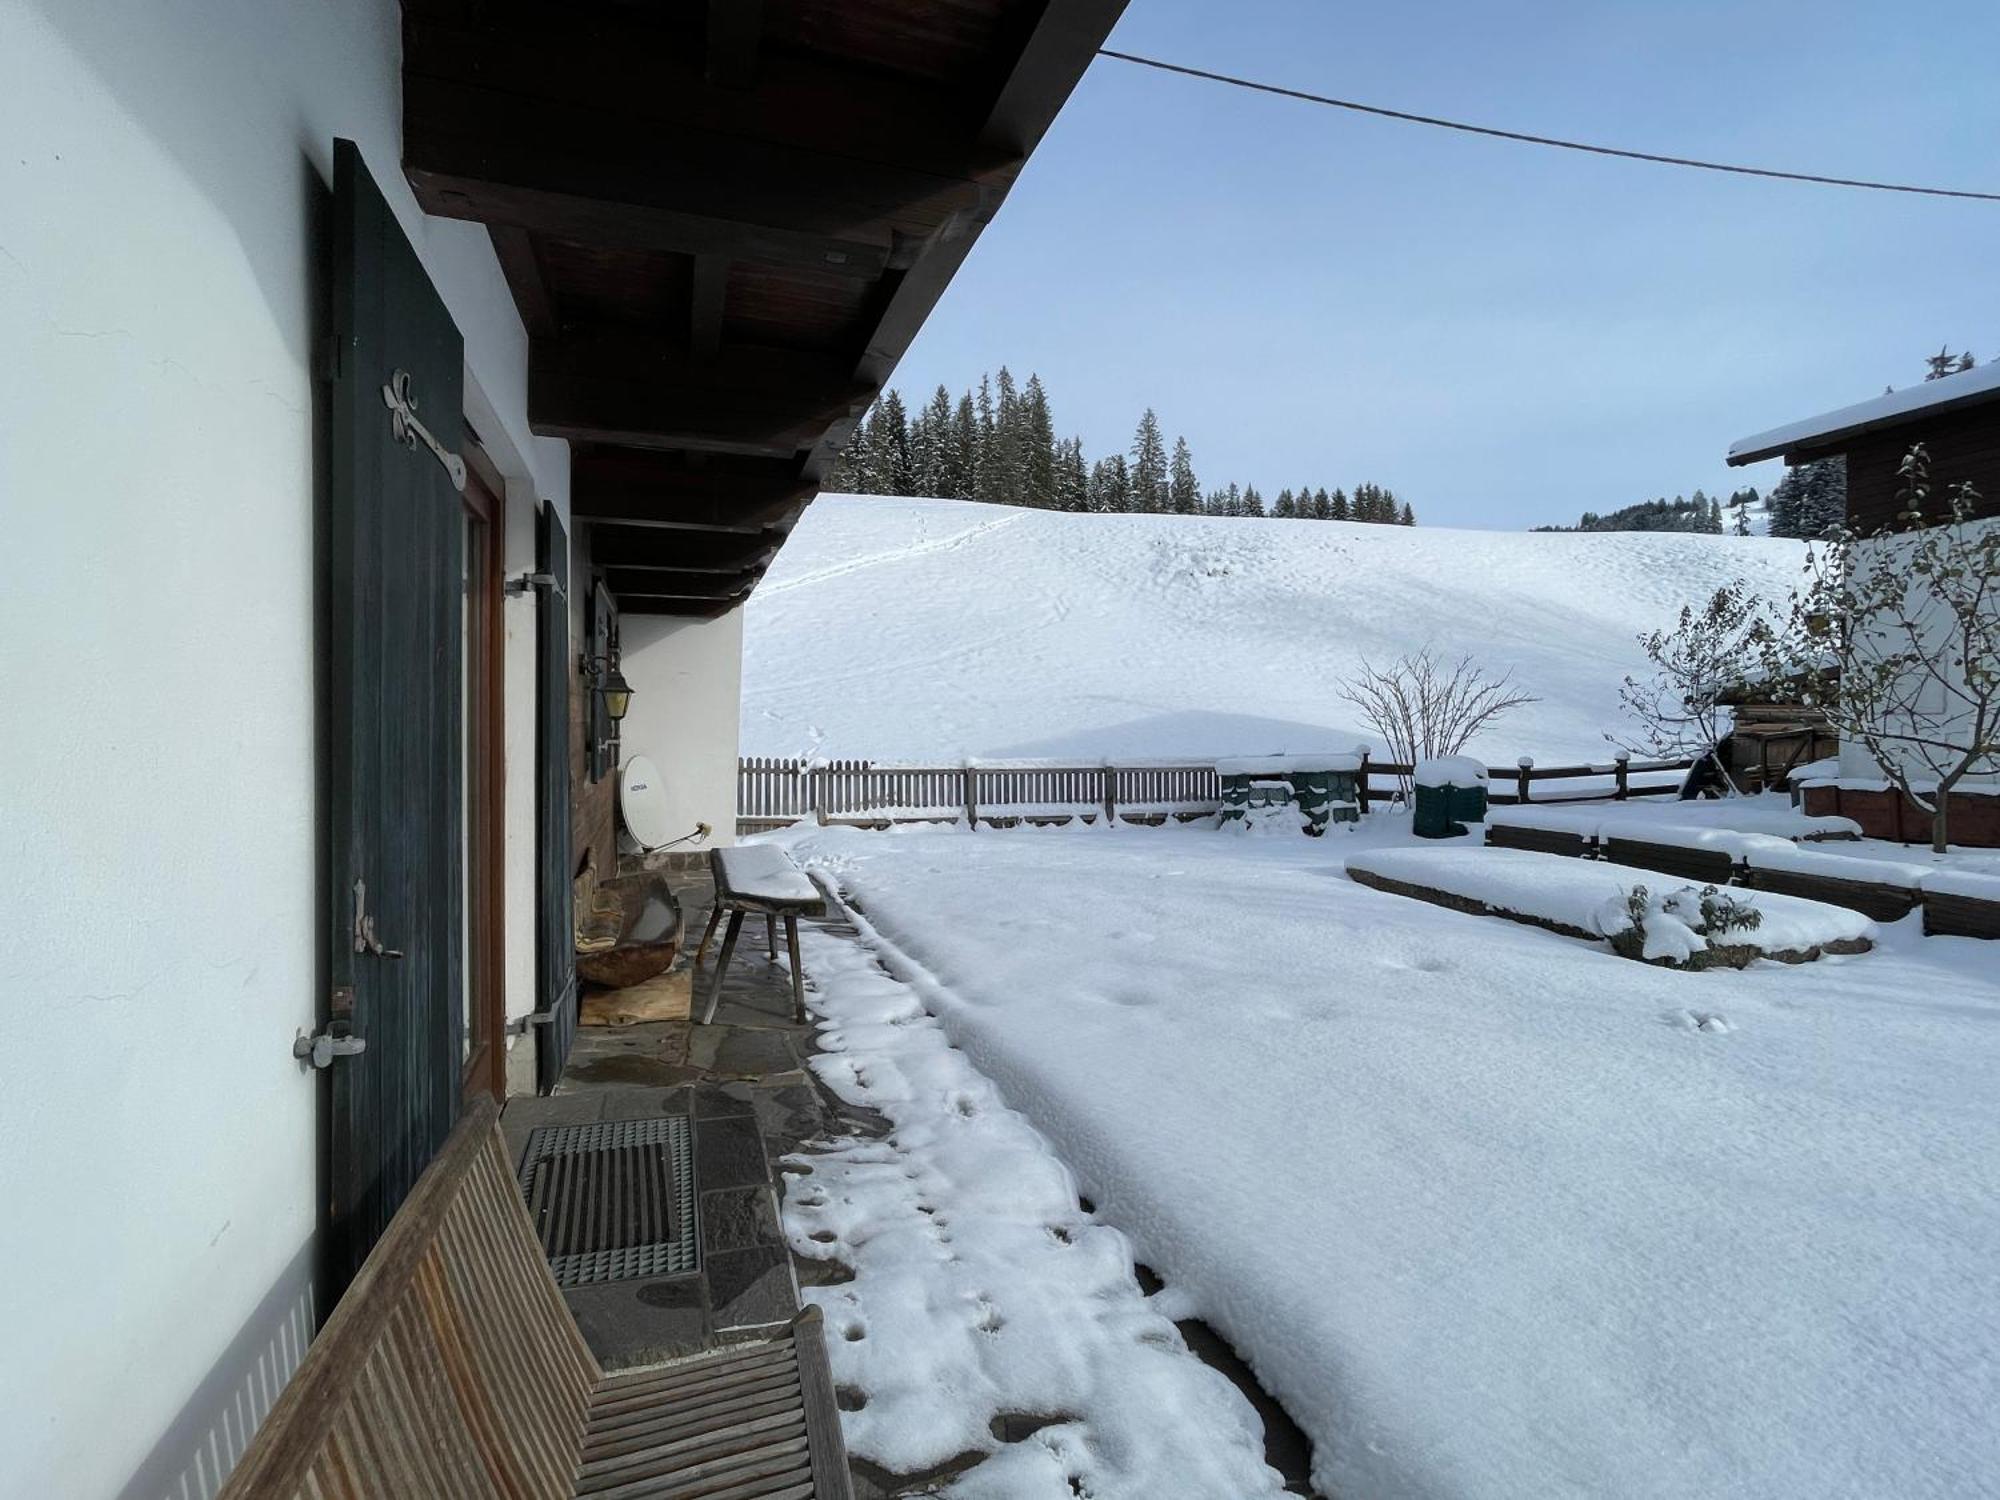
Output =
[{"x1": 502, "y1": 864, "x2": 885, "y2": 1374}]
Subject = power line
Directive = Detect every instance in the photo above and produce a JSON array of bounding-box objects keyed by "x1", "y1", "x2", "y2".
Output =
[{"x1": 1097, "y1": 49, "x2": 2000, "y2": 204}]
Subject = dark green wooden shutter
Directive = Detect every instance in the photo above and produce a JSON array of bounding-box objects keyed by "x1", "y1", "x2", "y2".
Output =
[
  {"x1": 535, "y1": 506, "x2": 578, "y2": 1093},
  {"x1": 325, "y1": 139, "x2": 466, "y2": 1292}
]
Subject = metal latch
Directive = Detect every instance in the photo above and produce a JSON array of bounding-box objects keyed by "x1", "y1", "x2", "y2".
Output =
[
  {"x1": 294, "y1": 1019, "x2": 366, "y2": 1069},
  {"x1": 351, "y1": 877, "x2": 404, "y2": 959},
  {"x1": 381, "y1": 369, "x2": 467, "y2": 492}
]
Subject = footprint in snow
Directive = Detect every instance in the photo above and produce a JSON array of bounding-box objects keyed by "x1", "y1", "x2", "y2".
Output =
[{"x1": 1668, "y1": 1009, "x2": 1734, "y2": 1034}]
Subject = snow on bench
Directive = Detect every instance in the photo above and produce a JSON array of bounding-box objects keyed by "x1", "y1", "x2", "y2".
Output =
[
  {"x1": 1345, "y1": 846, "x2": 1876, "y2": 966},
  {"x1": 713, "y1": 843, "x2": 822, "y2": 908}
]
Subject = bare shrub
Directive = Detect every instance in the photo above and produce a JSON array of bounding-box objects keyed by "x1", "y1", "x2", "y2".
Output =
[{"x1": 1339, "y1": 650, "x2": 1538, "y2": 789}]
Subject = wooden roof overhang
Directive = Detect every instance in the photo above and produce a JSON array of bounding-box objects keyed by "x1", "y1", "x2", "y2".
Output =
[
  {"x1": 400, "y1": 0, "x2": 1126, "y2": 615},
  {"x1": 1727, "y1": 364, "x2": 2000, "y2": 468}
]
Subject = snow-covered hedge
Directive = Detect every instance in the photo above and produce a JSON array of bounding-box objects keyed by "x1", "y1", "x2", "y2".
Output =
[{"x1": 1345, "y1": 847, "x2": 1875, "y2": 967}]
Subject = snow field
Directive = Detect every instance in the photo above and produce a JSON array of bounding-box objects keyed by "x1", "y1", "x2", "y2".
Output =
[
  {"x1": 743, "y1": 496, "x2": 1808, "y2": 764},
  {"x1": 781, "y1": 918, "x2": 1289, "y2": 1498},
  {"x1": 784, "y1": 818, "x2": 2000, "y2": 1500}
]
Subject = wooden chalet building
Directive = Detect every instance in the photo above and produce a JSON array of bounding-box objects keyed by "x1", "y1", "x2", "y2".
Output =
[
  {"x1": 0, "y1": 2, "x2": 1122, "y2": 1494},
  {"x1": 1728, "y1": 362, "x2": 2000, "y2": 843}
]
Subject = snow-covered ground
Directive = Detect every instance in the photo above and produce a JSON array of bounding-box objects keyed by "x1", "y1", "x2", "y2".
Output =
[
  {"x1": 742, "y1": 496, "x2": 1805, "y2": 764},
  {"x1": 783, "y1": 925, "x2": 1290, "y2": 1498},
  {"x1": 780, "y1": 818, "x2": 2000, "y2": 1500}
]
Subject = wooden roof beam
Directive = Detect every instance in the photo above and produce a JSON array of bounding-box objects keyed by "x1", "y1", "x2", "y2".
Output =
[
  {"x1": 404, "y1": 76, "x2": 1009, "y2": 246},
  {"x1": 571, "y1": 449, "x2": 813, "y2": 534},
  {"x1": 589, "y1": 525, "x2": 782, "y2": 574},
  {"x1": 530, "y1": 332, "x2": 874, "y2": 455},
  {"x1": 404, "y1": 18, "x2": 1006, "y2": 184},
  {"x1": 706, "y1": 0, "x2": 764, "y2": 89},
  {"x1": 615, "y1": 590, "x2": 756, "y2": 619},
  {"x1": 979, "y1": 0, "x2": 1134, "y2": 155},
  {"x1": 424, "y1": 176, "x2": 889, "y2": 277},
  {"x1": 601, "y1": 566, "x2": 762, "y2": 599},
  {"x1": 486, "y1": 225, "x2": 555, "y2": 338},
  {"x1": 690, "y1": 253, "x2": 728, "y2": 362}
]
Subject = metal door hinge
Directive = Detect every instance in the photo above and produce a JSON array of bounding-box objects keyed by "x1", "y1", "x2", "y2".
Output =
[
  {"x1": 505, "y1": 570, "x2": 562, "y2": 597},
  {"x1": 382, "y1": 368, "x2": 467, "y2": 492},
  {"x1": 294, "y1": 1019, "x2": 366, "y2": 1069}
]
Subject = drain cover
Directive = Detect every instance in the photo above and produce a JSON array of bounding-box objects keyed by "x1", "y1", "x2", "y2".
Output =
[{"x1": 517, "y1": 1117, "x2": 698, "y2": 1286}]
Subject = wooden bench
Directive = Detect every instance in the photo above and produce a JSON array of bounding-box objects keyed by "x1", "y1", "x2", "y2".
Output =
[
  {"x1": 695, "y1": 846, "x2": 826, "y2": 1024},
  {"x1": 218, "y1": 1098, "x2": 852, "y2": 1500}
]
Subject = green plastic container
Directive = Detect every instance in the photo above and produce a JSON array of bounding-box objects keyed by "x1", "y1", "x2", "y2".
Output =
[{"x1": 1412, "y1": 757, "x2": 1488, "y2": 838}]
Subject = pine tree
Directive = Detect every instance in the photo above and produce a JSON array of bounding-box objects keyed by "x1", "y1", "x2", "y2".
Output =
[
  {"x1": 910, "y1": 385, "x2": 952, "y2": 497},
  {"x1": 948, "y1": 392, "x2": 980, "y2": 500},
  {"x1": 1223, "y1": 481, "x2": 1242, "y2": 517},
  {"x1": 1767, "y1": 470, "x2": 1803, "y2": 538},
  {"x1": 1242, "y1": 484, "x2": 1265, "y2": 518},
  {"x1": 1052, "y1": 436, "x2": 1088, "y2": 512},
  {"x1": 1321, "y1": 487, "x2": 1342, "y2": 521},
  {"x1": 1796, "y1": 456, "x2": 1847, "y2": 537},
  {"x1": 869, "y1": 388, "x2": 914, "y2": 496},
  {"x1": 972, "y1": 375, "x2": 1001, "y2": 503},
  {"x1": 1274, "y1": 488, "x2": 1295, "y2": 517},
  {"x1": 1021, "y1": 374, "x2": 1056, "y2": 508},
  {"x1": 978, "y1": 367, "x2": 1024, "y2": 503},
  {"x1": 1130, "y1": 408, "x2": 1168, "y2": 513},
  {"x1": 1089, "y1": 453, "x2": 1130, "y2": 513},
  {"x1": 832, "y1": 412, "x2": 874, "y2": 493},
  {"x1": 1168, "y1": 436, "x2": 1200, "y2": 515},
  {"x1": 1398, "y1": 501, "x2": 1416, "y2": 525}
]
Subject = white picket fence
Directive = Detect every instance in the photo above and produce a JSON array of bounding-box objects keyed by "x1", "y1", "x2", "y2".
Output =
[
  {"x1": 737, "y1": 753, "x2": 1695, "y2": 835},
  {"x1": 736, "y1": 757, "x2": 1222, "y2": 833}
]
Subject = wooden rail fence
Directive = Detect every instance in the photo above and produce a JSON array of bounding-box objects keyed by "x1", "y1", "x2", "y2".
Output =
[{"x1": 737, "y1": 754, "x2": 1694, "y2": 834}]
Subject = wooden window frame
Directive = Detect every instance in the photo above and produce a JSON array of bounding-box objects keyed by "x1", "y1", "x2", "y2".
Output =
[{"x1": 460, "y1": 442, "x2": 508, "y2": 1102}]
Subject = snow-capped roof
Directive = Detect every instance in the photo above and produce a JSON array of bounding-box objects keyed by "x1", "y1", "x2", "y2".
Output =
[{"x1": 1727, "y1": 362, "x2": 2000, "y2": 466}]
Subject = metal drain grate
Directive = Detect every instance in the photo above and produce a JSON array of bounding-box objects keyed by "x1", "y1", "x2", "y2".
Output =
[{"x1": 517, "y1": 1117, "x2": 698, "y2": 1286}]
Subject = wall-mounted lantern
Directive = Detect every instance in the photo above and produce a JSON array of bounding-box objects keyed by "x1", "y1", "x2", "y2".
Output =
[
  {"x1": 601, "y1": 658, "x2": 633, "y2": 722},
  {"x1": 581, "y1": 651, "x2": 634, "y2": 722}
]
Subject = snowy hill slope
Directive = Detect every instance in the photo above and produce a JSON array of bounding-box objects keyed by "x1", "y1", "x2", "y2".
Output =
[{"x1": 741, "y1": 496, "x2": 1807, "y2": 763}]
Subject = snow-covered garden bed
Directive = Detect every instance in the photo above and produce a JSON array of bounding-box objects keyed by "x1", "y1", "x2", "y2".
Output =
[
  {"x1": 1486, "y1": 796, "x2": 1860, "y2": 844},
  {"x1": 778, "y1": 819, "x2": 2000, "y2": 1498},
  {"x1": 1346, "y1": 845, "x2": 1875, "y2": 967}
]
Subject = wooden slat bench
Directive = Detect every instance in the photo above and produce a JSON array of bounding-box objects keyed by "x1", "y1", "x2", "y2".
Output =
[
  {"x1": 695, "y1": 846, "x2": 826, "y2": 1024},
  {"x1": 218, "y1": 1098, "x2": 852, "y2": 1500}
]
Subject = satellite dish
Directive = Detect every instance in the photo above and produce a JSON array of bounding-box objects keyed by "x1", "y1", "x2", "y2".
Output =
[{"x1": 619, "y1": 755, "x2": 674, "y2": 850}]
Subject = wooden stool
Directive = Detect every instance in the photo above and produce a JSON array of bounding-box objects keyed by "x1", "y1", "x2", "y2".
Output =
[{"x1": 695, "y1": 845, "x2": 827, "y2": 1024}]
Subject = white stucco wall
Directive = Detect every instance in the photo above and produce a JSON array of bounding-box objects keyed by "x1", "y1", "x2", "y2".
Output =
[
  {"x1": 0, "y1": 3, "x2": 566, "y2": 1494},
  {"x1": 619, "y1": 610, "x2": 748, "y2": 852}
]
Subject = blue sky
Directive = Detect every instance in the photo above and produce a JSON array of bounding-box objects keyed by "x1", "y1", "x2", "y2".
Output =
[{"x1": 889, "y1": 0, "x2": 2000, "y2": 529}]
